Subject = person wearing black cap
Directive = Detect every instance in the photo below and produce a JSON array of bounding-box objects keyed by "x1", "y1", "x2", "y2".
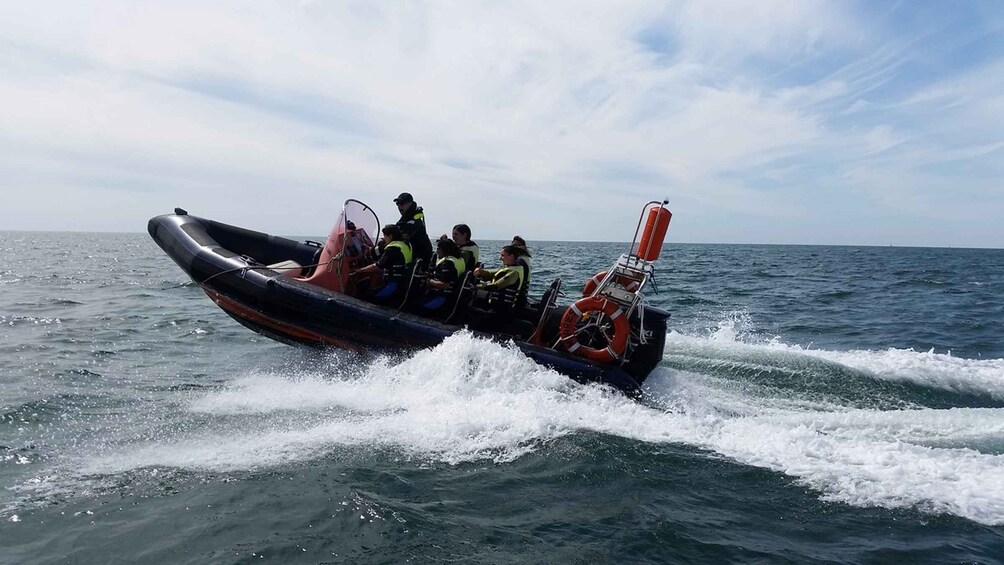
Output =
[{"x1": 393, "y1": 192, "x2": 433, "y2": 267}]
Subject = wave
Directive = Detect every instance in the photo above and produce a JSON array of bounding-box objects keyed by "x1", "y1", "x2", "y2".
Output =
[
  {"x1": 667, "y1": 311, "x2": 1004, "y2": 401},
  {"x1": 0, "y1": 315, "x2": 63, "y2": 326},
  {"x1": 672, "y1": 296, "x2": 721, "y2": 306},
  {"x1": 46, "y1": 299, "x2": 84, "y2": 306},
  {"x1": 647, "y1": 318, "x2": 1004, "y2": 525},
  {"x1": 9, "y1": 326, "x2": 1004, "y2": 527},
  {"x1": 816, "y1": 289, "x2": 855, "y2": 300}
]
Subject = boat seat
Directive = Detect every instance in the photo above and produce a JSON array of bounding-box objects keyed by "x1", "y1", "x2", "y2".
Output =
[
  {"x1": 267, "y1": 259, "x2": 304, "y2": 276},
  {"x1": 529, "y1": 278, "x2": 562, "y2": 345}
]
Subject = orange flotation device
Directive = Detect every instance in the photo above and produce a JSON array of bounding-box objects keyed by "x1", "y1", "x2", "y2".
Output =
[
  {"x1": 581, "y1": 269, "x2": 641, "y2": 297},
  {"x1": 559, "y1": 296, "x2": 630, "y2": 363},
  {"x1": 636, "y1": 206, "x2": 672, "y2": 261}
]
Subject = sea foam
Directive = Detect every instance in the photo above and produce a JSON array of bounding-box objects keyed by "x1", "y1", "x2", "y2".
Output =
[{"x1": 67, "y1": 329, "x2": 1004, "y2": 526}]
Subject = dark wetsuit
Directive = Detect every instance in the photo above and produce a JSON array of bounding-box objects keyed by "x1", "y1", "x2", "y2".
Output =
[
  {"x1": 371, "y1": 240, "x2": 412, "y2": 303},
  {"x1": 467, "y1": 265, "x2": 525, "y2": 332},
  {"x1": 421, "y1": 255, "x2": 464, "y2": 313},
  {"x1": 459, "y1": 241, "x2": 480, "y2": 272},
  {"x1": 514, "y1": 254, "x2": 531, "y2": 310},
  {"x1": 396, "y1": 203, "x2": 433, "y2": 266}
]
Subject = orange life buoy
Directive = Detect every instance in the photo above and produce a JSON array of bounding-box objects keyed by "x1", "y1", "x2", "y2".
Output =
[
  {"x1": 581, "y1": 270, "x2": 641, "y2": 297},
  {"x1": 559, "y1": 296, "x2": 630, "y2": 363}
]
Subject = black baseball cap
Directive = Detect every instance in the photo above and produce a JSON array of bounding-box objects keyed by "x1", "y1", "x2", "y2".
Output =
[{"x1": 393, "y1": 192, "x2": 414, "y2": 204}]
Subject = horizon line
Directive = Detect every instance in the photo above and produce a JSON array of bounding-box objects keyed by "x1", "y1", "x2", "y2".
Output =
[{"x1": 1, "y1": 229, "x2": 1001, "y2": 251}]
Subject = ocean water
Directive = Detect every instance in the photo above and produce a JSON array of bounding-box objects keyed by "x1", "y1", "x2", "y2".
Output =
[{"x1": 1, "y1": 231, "x2": 1003, "y2": 563}]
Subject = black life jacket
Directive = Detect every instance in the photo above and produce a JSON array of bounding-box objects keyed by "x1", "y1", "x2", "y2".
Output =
[
  {"x1": 487, "y1": 265, "x2": 525, "y2": 311},
  {"x1": 383, "y1": 240, "x2": 413, "y2": 283},
  {"x1": 396, "y1": 205, "x2": 432, "y2": 263},
  {"x1": 459, "y1": 241, "x2": 480, "y2": 271},
  {"x1": 431, "y1": 255, "x2": 465, "y2": 296}
]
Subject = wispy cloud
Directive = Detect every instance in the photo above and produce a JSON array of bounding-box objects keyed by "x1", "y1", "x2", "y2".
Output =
[{"x1": 0, "y1": 0, "x2": 1001, "y2": 246}]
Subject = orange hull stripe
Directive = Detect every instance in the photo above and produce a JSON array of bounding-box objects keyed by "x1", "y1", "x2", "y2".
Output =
[{"x1": 203, "y1": 288, "x2": 364, "y2": 352}]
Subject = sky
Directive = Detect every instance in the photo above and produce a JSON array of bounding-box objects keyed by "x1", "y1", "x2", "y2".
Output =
[{"x1": 1, "y1": 1, "x2": 1003, "y2": 247}]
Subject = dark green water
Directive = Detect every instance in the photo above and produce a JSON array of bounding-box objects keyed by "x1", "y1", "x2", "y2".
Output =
[{"x1": 2, "y1": 232, "x2": 1003, "y2": 563}]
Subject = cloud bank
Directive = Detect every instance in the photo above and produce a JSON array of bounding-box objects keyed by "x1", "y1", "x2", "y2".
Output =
[{"x1": 1, "y1": 1, "x2": 1002, "y2": 246}]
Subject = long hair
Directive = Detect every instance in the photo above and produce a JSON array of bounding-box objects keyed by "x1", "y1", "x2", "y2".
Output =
[
  {"x1": 437, "y1": 238, "x2": 461, "y2": 258},
  {"x1": 510, "y1": 235, "x2": 530, "y2": 256},
  {"x1": 502, "y1": 244, "x2": 527, "y2": 257}
]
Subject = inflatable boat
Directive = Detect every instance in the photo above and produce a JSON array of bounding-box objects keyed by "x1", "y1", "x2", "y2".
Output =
[{"x1": 148, "y1": 199, "x2": 673, "y2": 396}]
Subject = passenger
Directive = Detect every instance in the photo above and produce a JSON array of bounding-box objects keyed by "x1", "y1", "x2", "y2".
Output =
[
  {"x1": 344, "y1": 221, "x2": 373, "y2": 258},
  {"x1": 439, "y1": 223, "x2": 480, "y2": 272},
  {"x1": 342, "y1": 220, "x2": 375, "y2": 272},
  {"x1": 419, "y1": 238, "x2": 466, "y2": 314},
  {"x1": 394, "y1": 192, "x2": 433, "y2": 267},
  {"x1": 510, "y1": 235, "x2": 531, "y2": 283},
  {"x1": 352, "y1": 224, "x2": 413, "y2": 304},
  {"x1": 467, "y1": 244, "x2": 528, "y2": 332},
  {"x1": 510, "y1": 235, "x2": 532, "y2": 311}
]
